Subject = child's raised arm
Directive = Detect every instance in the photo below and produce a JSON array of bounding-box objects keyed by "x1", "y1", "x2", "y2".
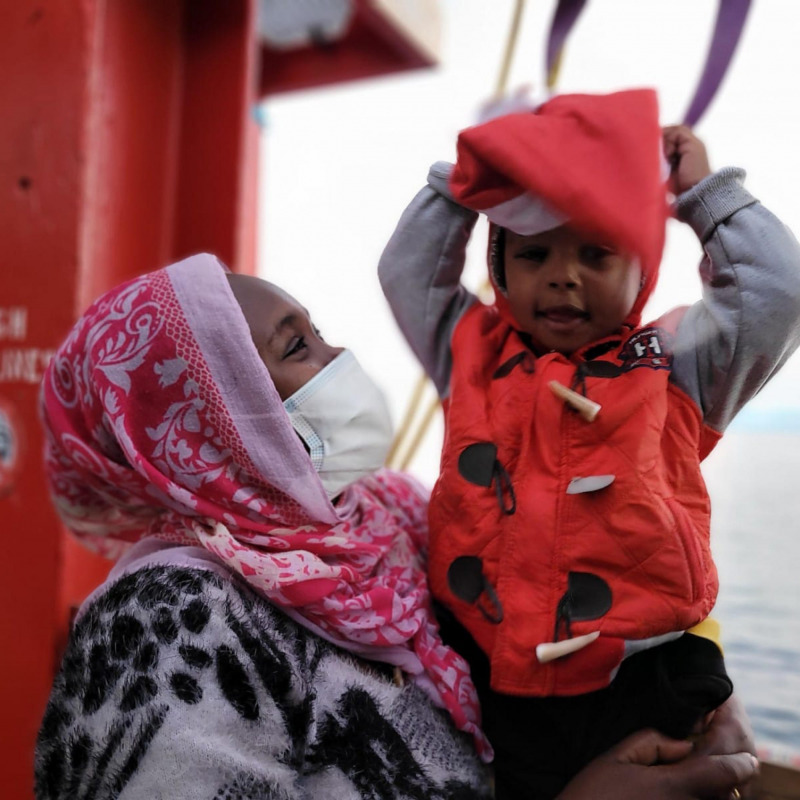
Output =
[
  {"x1": 378, "y1": 163, "x2": 480, "y2": 398},
  {"x1": 668, "y1": 131, "x2": 800, "y2": 435}
]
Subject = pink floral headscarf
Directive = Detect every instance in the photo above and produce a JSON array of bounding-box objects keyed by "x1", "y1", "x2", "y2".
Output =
[{"x1": 41, "y1": 254, "x2": 489, "y2": 759}]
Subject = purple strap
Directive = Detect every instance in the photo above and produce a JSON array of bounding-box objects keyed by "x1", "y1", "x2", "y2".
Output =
[
  {"x1": 545, "y1": 0, "x2": 752, "y2": 126},
  {"x1": 683, "y1": 0, "x2": 752, "y2": 126},
  {"x1": 546, "y1": 0, "x2": 587, "y2": 81}
]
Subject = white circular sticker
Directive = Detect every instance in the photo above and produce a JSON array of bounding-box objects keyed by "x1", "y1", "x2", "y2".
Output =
[{"x1": 0, "y1": 401, "x2": 19, "y2": 495}]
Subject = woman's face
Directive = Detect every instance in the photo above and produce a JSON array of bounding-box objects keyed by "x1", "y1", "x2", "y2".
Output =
[{"x1": 226, "y1": 274, "x2": 342, "y2": 400}]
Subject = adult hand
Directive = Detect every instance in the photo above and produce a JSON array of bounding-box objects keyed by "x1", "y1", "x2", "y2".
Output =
[
  {"x1": 693, "y1": 694, "x2": 758, "y2": 798},
  {"x1": 556, "y1": 728, "x2": 759, "y2": 800},
  {"x1": 663, "y1": 125, "x2": 712, "y2": 195}
]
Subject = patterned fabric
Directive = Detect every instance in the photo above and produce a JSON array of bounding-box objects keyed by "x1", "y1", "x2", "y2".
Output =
[
  {"x1": 40, "y1": 254, "x2": 487, "y2": 757},
  {"x1": 35, "y1": 564, "x2": 491, "y2": 799}
]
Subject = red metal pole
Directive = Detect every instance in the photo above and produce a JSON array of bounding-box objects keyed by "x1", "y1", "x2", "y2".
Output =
[
  {"x1": 0, "y1": 2, "x2": 435, "y2": 795},
  {"x1": 0, "y1": 2, "x2": 258, "y2": 796},
  {"x1": 0, "y1": 4, "x2": 96, "y2": 796}
]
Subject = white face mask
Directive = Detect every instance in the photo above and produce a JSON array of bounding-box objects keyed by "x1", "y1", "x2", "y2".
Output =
[{"x1": 283, "y1": 350, "x2": 394, "y2": 499}]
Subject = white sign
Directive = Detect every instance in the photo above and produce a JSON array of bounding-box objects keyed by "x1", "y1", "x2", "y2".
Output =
[
  {"x1": 0, "y1": 407, "x2": 15, "y2": 467},
  {"x1": 0, "y1": 307, "x2": 28, "y2": 341},
  {"x1": 0, "y1": 347, "x2": 56, "y2": 384},
  {"x1": 0, "y1": 401, "x2": 19, "y2": 494}
]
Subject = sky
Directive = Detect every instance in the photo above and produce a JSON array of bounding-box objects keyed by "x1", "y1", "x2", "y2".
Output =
[{"x1": 257, "y1": 0, "x2": 800, "y2": 484}]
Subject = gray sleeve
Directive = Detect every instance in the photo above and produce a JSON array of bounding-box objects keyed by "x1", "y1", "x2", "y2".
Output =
[
  {"x1": 378, "y1": 162, "x2": 480, "y2": 398},
  {"x1": 671, "y1": 167, "x2": 800, "y2": 432}
]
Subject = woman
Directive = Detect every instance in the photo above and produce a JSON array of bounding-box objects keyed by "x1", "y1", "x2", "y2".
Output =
[{"x1": 35, "y1": 254, "x2": 757, "y2": 799}]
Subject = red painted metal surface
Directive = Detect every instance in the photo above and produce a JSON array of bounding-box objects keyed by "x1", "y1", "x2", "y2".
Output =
[
  {"x1": 173, "y1": 1, "x2": 259, "y2": 272},
  {"x1": 260, "y1": 0, "x2": 437, "y2": 95},
  {"x1": 79, "y1": 0, "x2": 258, "y2": 309},
  {"x1": 1, "y1": 4, "x2": 94, "y2": 796},
  {"x1": 0, "y1": 1, "x2": 435, "y2": 795},
  {"x1": 0, "y1": 2, "x2": 259, "y2": 796}
]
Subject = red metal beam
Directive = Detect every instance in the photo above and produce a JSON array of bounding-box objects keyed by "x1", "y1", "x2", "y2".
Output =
[
  {"x1": 0, "y1": 2, "x2": 259, "y2": 796},
  {"x1": 259, "y1": 1, "x2": 437, "y2": 95},
  {"x1": 0, "y1": 1, "x2": 435, "y2": 795},
  {"x1": 173, "y1": 0, "x2": 259, "y2": 272},
  {"x1": 0, "y1": 4, "x2": 93, "y2": 795}
]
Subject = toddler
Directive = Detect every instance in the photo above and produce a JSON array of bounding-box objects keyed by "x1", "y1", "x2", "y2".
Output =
[{"x1": 379, "y1": 89, "x2": 800, "y2": 798}]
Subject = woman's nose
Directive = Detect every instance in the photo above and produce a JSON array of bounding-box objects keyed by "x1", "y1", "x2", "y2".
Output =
[{"x1": 321, "y1": 342, "x2": 344, "y2": 367}]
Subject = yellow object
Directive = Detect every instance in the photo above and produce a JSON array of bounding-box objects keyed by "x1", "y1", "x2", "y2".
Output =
[
  {"x1": 386, "y1": 374, "x2": 441, "y2": 471},
  {"x1": 386, "y1": 373, "x2": 428, "y2": 467},
  {"x1": 397, "y1": 397, "x2": 440, "y2": 471},
  {"x1": 547, "y1": 47, "x2": 564, "y2": 90},
  {"x1": 687, "y1": 617, "x2": 724, "y2": 655},
  {"x1": 494, "y1": 0, "x2": 527, "y2": 98},
  {"x1": 385, "y1": 0, "x2": 527, "y2": 471}
]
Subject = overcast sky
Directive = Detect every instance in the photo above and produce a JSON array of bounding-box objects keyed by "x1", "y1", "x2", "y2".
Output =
[{"x1": 257, "y1": 0, "x2": 800, "y2": 484}]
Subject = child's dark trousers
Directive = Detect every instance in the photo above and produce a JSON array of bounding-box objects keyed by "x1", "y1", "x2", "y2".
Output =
[{"x1": 435, "y1": 604, "x2": 733, "y2": 800}]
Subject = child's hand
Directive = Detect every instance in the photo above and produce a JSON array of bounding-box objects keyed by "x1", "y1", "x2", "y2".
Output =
[{"x1": 663, "y1": 125, "x2": 712, "y2": 195}]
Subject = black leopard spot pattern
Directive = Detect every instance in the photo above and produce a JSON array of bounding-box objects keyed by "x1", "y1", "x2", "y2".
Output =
[{"x1": 35, "y1": 565, "x2": 490, "y2": 799}]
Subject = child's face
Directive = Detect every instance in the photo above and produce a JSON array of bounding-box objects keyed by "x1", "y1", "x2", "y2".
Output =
[{"x1": 503, "y1": 225, "x2": 642, "y2": 355}]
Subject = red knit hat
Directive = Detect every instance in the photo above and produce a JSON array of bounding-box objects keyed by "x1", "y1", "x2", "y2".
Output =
[{"x1": 449, "y1": 89, "x2": 669, "y2": 325}]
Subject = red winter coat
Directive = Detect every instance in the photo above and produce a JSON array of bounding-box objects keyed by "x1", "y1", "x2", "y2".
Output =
[{"x1": 427, "y1": 303, "x2": 720, "y2": 697}]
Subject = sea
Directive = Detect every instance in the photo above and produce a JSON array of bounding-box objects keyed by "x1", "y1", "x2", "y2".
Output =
[{"x1": 703, "y1": 427, "x2": 800, "y2": 753}]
